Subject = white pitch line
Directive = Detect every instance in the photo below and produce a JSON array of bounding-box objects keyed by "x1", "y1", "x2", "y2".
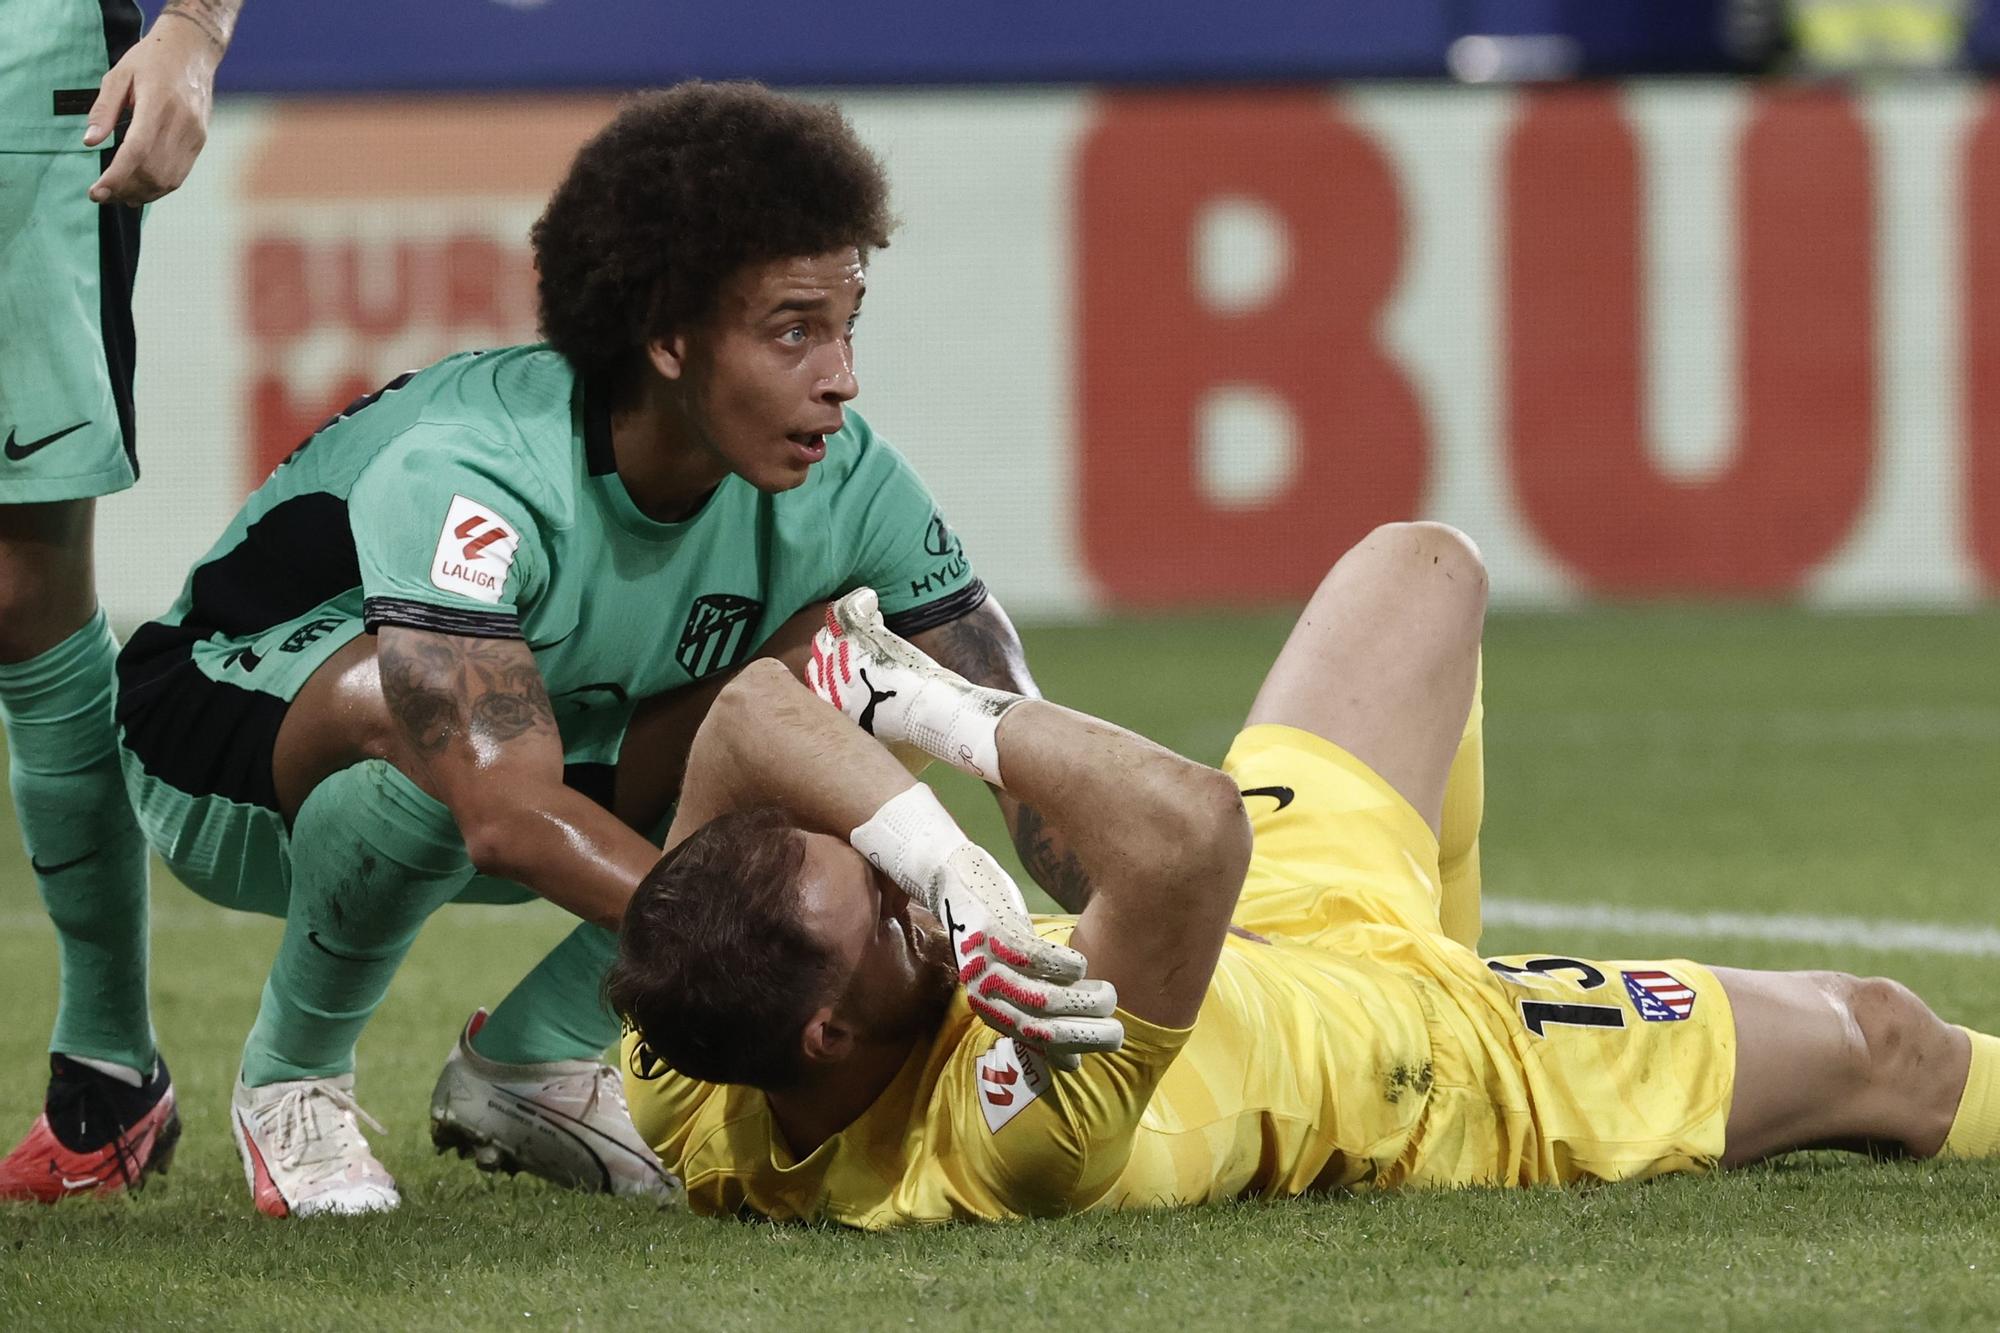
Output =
[
  {"x1": 3, "y1": 897, "x2": 1997, "y2": 959},
  {"x1": 1483, "y1": 897, "x2": 2000, "y2": 958},
  {"x1": 1508, "y1": 706, "x2": 2000, "y2": 746}
]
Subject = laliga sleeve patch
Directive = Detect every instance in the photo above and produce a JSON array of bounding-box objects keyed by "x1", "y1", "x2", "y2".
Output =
[
  {"x1": 975, "y1": 1038, "x2": 1049, "y2": 1135},
  {"x1": 430, "y1": 494, "x2": 521, "y2": 605}
]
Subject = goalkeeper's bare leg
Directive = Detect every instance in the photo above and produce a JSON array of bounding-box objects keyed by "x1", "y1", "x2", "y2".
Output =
[
  {"x1": 1170, "y1": 523, "x2": 1995, "y2": 1167},
  {"x1": 1241, "y1": 521, "x2": 1488, "y2": 839}
]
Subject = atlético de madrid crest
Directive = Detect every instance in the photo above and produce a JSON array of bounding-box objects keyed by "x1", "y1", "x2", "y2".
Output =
[
  {"x1": 1622, "y1": 969, "x2": 1696, "y2": 1022},
  {"x1": 676, "y1": 593, "x2": 763, "y2": 677}
]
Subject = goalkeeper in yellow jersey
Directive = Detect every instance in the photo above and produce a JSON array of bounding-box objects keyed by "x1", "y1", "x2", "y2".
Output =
[{"x1": 610, "y1": 522, "x2": 2000, "y2": 1227}]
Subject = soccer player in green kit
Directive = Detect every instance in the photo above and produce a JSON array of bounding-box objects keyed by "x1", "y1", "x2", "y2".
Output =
[
  {"x1": 104, "y1": 82, "x2": 1114, "y2": 1218},
  {"x1": 0, "y1": 0, "x2": 247, "y2": 1201}
]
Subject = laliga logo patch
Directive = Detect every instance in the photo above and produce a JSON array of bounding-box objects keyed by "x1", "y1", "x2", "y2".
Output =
[
  {"x1": 975, "y1": 1038, "x2": 1048, "y2": 1135},
  {"x1": 430, "y1": 494, "x2": 520, "y2": 604}
]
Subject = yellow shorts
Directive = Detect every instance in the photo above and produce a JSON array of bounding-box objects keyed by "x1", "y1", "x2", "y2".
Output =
[{"x1": 1221, "y1": 724, "x2": 1738, "y2": 1186}]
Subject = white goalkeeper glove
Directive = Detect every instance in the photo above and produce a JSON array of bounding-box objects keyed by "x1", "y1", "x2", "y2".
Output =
[
  {"x1": 852, "y1": 786, "x2": 1122, "y2": 1071},
  {"x1": 807, "y1": 588, "x2": 1023, "y2": 786}
]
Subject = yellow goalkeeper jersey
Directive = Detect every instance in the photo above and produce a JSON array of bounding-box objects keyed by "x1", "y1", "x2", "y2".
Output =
[
  {"x1": 621, "y1": 723, "x2": 1735, "y2": 1227},
  {"x1": 621, "y1": 924, "x2": 1438, "y2": 1227}
]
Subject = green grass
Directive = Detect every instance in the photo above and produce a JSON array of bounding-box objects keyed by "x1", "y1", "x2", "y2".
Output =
[{"x1": 6, "y1": 608, "x2": 2000, "y2": 1330}]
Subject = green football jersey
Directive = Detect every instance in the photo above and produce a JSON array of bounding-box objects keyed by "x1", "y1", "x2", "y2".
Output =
[
  {"x1": 0, "y1": 0, "x2": 142, "y2": 152},
  {"x1": 116, "y1": 345, "x2": 984, "y2": 810}
]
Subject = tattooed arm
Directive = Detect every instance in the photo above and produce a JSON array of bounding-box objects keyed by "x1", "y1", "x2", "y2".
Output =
[
  {"x1": 376, "y1": 626, "x2": 662, "y2": 928},
  {"x1": 85, "y1": 0, "x2": 247, "y2": 204},
  {"x1": 908, "y1": 596, "x2": 1098, "y2": 912}
]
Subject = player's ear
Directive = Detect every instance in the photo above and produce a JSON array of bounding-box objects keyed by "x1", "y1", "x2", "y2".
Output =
[
  {"x1": 800, "y1": 1007, "x2": 853, "y2": 1066},
  {"x1": 645, "y1": 334, "x2": 690, "y2": 382}
]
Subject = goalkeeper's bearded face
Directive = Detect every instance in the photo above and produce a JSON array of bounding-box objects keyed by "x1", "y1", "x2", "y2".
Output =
[{"x1": 795, "y1": 832, "x2": 959, "y2": 1045}]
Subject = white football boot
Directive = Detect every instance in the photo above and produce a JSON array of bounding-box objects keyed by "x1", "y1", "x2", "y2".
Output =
[
  {"x1": 429, "y1": 1011, "x2": 681, "y2": 1204},
  {"x1": 231, "y1": 1073, "x2": 400, "y2": 1218}
]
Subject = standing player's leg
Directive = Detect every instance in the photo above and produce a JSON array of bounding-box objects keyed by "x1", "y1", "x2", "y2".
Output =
[
  {"x1": 1715, "y1": 966, "x2": 2000, "y2": 1165},
  {"x1": 224, "y1": 757, "x2": 479, "y2": 1218},
  {"x1": 249, "y1": 646, "x2": 673, "y2": 1208},
  {"x1": 427, "y1": 921, "x2": 672, "y2": 1199},
  {"x1": 426, "y1": 701, "x2": 691, "y2": 1195},
  {"x1": 0, "y1": 144, "x2": 171, "y2": 1202}
]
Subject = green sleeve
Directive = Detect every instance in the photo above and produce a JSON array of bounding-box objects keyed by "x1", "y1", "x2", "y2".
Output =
[
  {"x1": 829, "y1": 417, "x2": 986, "y2": 636},
  {"x1": 348, "y1": 425, "x2": 549, "y2": 639}
]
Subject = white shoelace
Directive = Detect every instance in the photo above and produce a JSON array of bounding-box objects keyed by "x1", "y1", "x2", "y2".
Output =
[
  {"x1": 249, "y1": 1083, "x2": 386, "y2": 1173},
  {"x1": 545, "y1": 1063, "x2": 616, "y2": 1124}
]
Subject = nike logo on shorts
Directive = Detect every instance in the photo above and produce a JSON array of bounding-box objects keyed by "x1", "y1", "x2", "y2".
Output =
[
  {"x1": 29, "y1": 848, "x2": 99, "y2": 876},
  {"x1": 4, "y1": 421, "x2": 90, "y2": 462},
  {"x1": 307, "y1": 931, "x2": 385, "y2": 963},
  {"x1": 1239, "y1": 785, "x2": 1296, "y2": 812}
]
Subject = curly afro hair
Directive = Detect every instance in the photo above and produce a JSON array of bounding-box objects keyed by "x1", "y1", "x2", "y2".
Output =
[{"x1": 533, "y1": 81, "x2": 896, "y2": 391}]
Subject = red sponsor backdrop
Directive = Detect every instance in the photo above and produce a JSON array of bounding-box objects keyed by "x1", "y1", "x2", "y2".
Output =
[
  {"x1": 226, "y1": 88, "x2": 1999, "y2": 612},
  {"x1": 1072, "y1": 86, "x2": 1997, "y2": 604}
]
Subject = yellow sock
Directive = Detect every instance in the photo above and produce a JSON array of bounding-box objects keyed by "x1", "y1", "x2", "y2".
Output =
[
  {"x1": 1943, "y1": 1028, "x2": 2000, "y2": 1158},
  {"x1": 1438, "y1": 654, "x2": 1485, "y2": 951}
]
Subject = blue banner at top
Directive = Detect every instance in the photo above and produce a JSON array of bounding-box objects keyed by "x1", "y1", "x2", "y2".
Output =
[
  {"x1": 209, "y1": 1, "x2": 1445, "y2": 92},
  {"x1": 195, "y1": 0, "x2": 1741, "y2": 94}
]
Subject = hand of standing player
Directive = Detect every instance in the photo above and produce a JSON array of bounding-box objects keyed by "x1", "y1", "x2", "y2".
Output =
[{"x1": 84, "y1": 0, "x2": 245, "y2": 204}]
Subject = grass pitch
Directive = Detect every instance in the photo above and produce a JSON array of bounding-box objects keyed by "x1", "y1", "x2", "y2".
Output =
[{"x1": 5, "y1": 607, "x2": 2000, "y2": 1330}]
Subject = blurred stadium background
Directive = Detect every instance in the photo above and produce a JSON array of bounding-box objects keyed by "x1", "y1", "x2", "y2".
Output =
[
  {"x1": 9, "y1": 1, "x2": 2000, "y2": 1326},
  {"x1": 111, "y1": 0, "x2": 2000, "y2": 626}
]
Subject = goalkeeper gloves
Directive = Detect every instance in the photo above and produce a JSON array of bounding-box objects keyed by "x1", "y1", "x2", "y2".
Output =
[
  {"x1": 849, "y1": 780, "x2": 1122, "y2": 1071},
  {"x1": 807, "y1": 588, "x2": 1021, "y2": 786}
]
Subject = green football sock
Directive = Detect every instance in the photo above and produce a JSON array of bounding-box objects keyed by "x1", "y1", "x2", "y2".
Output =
[
  {"x1": 241, "y1": 760, "x2": 473, "y2": 1086},
  {"x1": 472, "y1": 922, "x2": 621, "y2": 1065},
  {"x1": 0, "y1": 610, "x2": 154, "y2": 1072}
]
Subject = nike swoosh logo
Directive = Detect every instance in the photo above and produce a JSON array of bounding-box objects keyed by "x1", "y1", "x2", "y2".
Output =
[
  {"x1": 29, "y1": 848, "x2": 99, "y2": 875},
  {"x1": 307, "y1": 930, "x2": 385, "y2": 963},
  {"x1": 4, "y1": 420, "x2": 90, "y2": 461},
  {"x1": 1239, "y1": 785, "x2": 1296, "y2": 812},
  {"x1": 60, "y1": 1175, "x2": 102, "y2": 1190}
]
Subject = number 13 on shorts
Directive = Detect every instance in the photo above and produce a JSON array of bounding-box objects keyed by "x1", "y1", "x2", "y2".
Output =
[{"x1": 1485, "y1": 954, "x2": 1703, "y2": 1038}]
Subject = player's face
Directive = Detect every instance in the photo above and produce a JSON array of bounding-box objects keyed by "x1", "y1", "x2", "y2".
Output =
[
  {"x1": 793, "y1": 832, "x2": 958, "y2": 1045},
  {"x1": 674, "y1": 249, "x2": 865, "y2": 494}
]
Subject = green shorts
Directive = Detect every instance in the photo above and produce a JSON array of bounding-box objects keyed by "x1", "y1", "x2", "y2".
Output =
[
  {"x1": 118, "y1": 744, "x2": 541, "y2": 918},
  {"x1": 115, "y1": 614, "x2": 544, "y2": 916},
  {"x1": 0, "y1": 147, "x2": 140, "y2": 503}
]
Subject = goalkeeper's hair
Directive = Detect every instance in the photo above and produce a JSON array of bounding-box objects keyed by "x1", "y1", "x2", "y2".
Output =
[
  {"x1": 533, "y1": 79, "x2": 896, "y2": 396},
  {"x1": 607, "y1": 806, "x2": 832, "y2": 1092}
]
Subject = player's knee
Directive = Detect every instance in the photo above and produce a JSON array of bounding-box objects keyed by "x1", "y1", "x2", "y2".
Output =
[
  {"x1": 0, "y1": 582, "x2": 77, "y2": 662},
  {"x1": 1402, "y1": 521, "x2": 1487, "y2": 603},
  {"x1": 1346, "y1": 522, "x2": 1488, "y2": 616},
  {"x1": 1836, "y1": 973, "x2": 1949, "y2": 1097}
]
